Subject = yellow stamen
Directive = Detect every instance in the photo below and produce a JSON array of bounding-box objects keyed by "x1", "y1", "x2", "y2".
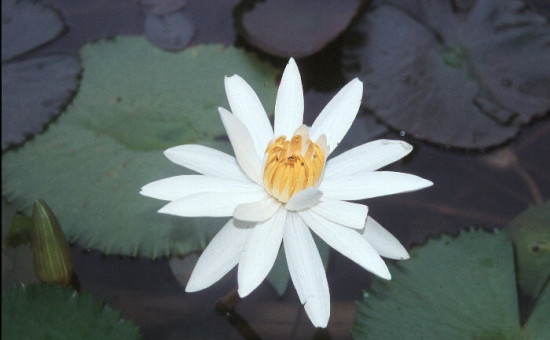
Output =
[{"x1": 263, "y1": 127, "x2": 326, "y2": 203}]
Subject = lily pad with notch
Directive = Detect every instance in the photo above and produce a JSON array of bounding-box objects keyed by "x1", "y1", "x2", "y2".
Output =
[
  {"x1": 1, "y1": 0, "x2": 81, "y2": 150},
  {"x1": 352, "y1": 228, "x2": 549, "y2": 339},
  {"x1": 343, "y1": 0, "x2": 550, "y2": 149},
  {"x1": 2, "y1": 37, "x2": 278, "y2": 258}
]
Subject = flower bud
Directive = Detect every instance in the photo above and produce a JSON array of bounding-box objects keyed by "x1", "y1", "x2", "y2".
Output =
[{"x1": 31, "y1": 200, "x2": 73, "y2": 287}]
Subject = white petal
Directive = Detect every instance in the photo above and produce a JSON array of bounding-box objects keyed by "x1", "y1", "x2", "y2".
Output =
[
  {"x1": 324, "y1": 140, "x2": 413, "y2": 178},
  {"x1": 219, "y1": 108, "x2": 263, "y2": 184},
  {"x1": 225, "y1": 75, "x2": 273, "y2": 159},
  {"x1": 284, "y1": 213, "x2": 330, "y2": 328},
  {"x1": 158, "y1": 191, "x2": 265, "y2": 217},
  {"x1": 233, "y1": 195, "x2": 281, "y2": 222},
  {"x1": 300, "y1": 210, "x2": 391, "y2": 280},
  {"x1": 164, "y1": 145, "x2": 248, "y2": 181},
  {"x1": 186, "y1": 219, "x2": 253, "y2": 292},
  {"x1": 274, "y1": 58, "x2": 304, "y2": 137},
  {"x1": 320, "y1": 171, "x2": 433, "y2": 201},
  {"x1": 363, "y1": 216, "x2": 409, "y2": 260},
  {"x1": 285, "y1": 187, "x2": 323, "y2": 211},
  {"x1": 238, "y1": 208, "x2": 286, "y2": 297},
  {"x1": 140, "y1": 175, "x2": 261, "y2": 201},
  {"x1": 309, "y1": 198, "x2": 368, "y2": 230},
  {"x1": 310, "y1": 78, "x2": 363, "y2": 155}
]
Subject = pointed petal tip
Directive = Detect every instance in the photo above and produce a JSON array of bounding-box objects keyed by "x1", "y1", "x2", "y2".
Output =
[
  {"x1": 369, "y1": 258, "x2": 391, "y2": 280},
  {"x1": 283, "y1": 57, "x2": 301, "y2": 77},
  {"x1": 218, "y1": 106, "x2": 230, "y2": 116},
  {"x1": 423, "y1": 179, "x2": 434, "y2": 188},
  {"x1": 305, "y1": 299, "x2": 330, "y2": 328},
  {"x1": 237, "y1": 287, "x2": 247, "y2": 298},
  {"x1": 237, "y1": 285, "x2": 254, "y2": 298},
  {"x1": 185, "y1": 280, "x2": 203, "y2": 293},
  {"x1": 184, "y1": 285, "x2": 197, "y2": 293},
  {"x1": 378, "y1": 266, "x2": 392, "y2": 280},
  {"x1": 351, "y1": 77, "x2": 363, "y2": 87}
]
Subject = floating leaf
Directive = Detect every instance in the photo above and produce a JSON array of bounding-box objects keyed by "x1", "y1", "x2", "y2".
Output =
[
  {"x1": 145, "y1": 11, "x2": 194, "y2": 51},
  {"x1": 1, "y1": 0, "x2": 65, "y2": 62},
  {"x1": 1, "y1": 0, "x2": 81, "y2": 150},
  {"x1": 352, "y1": 229, "x2": 549, "y2": 339},
  {"x1": 2, "y1": 55, "x2": 81, "y2": 150},
  {"x1": 2, "y1": 38, "x2": 278, "y2": 258},
  {"x1": 343, "y1": 1, "x2": 550, "y2": 149},
  {"x1": 235, "y1": 0, "x2": 362, "y2": 57},
  {"x1": 508, "y1": 202, "x2": 550, "y2": 297},
  {"x1": 185, "y1": 0, "x2": 238, "y2": 44},
  {"x1": 31, "y1": 200, "x2": 73, "y2": 287},
  {"x1": 522, "y1": 282, "x2": 550, "y2": 340},
  {"x1": 2, "y1": 284, "x2": 143, "y2": 339}
]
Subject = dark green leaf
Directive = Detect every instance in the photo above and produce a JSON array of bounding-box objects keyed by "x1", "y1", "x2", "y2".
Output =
[
  {"x1": 352, "y1": 229, "x2": 521, "y2": 339},
  {"x1": 508, "y1": 202, "x2": 550, "y2": 297},
  {"x1": 2, "y1": 284, "x2": 143, "y2": 339}
]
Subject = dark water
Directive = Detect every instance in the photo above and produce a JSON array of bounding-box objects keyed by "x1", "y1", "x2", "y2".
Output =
[{"x1": 37, "y1": 0, "x2": 550, "y2": 338}]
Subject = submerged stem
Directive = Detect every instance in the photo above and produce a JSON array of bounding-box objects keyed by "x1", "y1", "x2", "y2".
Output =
[
  {"x1": 216, "y1": 288, "x2": 261, "y2": 340},
  {"x1": 216, "y1": 287, "x2": 241, "y2": 311}
]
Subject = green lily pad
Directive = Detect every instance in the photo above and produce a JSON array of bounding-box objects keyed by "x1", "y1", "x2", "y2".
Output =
[
  {"x1": 2, "y1": 284, "x2": 142, "y2": 339},
  {"x1": 2, "y1": 37, "x2": 278, "y2": 258},
  {"x1": 508, "y1": 202, "x2": 550, "y2": 297},
  {"x1": 352, "y1": 228, "x2": 549, "y2": 339},
  {"x1": 522, "y1": 281, "x2": 550, "y2": 340}
]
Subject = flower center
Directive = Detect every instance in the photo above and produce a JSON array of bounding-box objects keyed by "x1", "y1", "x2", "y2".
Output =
[{"x1": 263, "y1": 126, "x2": 327, "y2": 203}]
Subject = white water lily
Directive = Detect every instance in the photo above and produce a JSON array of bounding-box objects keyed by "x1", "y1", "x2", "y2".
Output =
[{"x1": 140, "y1": 58, "x2": 432, "y2": 328}]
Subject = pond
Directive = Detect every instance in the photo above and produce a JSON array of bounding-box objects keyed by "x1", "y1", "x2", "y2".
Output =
[{"x1": 2, "y1": 0, "x2": 549, "y2": 339}]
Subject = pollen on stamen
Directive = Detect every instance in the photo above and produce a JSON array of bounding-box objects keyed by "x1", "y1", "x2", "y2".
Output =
[{"x1": 263, "y1": 126, "x2": 327, "y2": 203}]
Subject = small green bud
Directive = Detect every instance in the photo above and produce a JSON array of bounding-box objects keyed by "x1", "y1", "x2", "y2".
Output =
[{"x1": 31, "y1": 200, "x2": 73, "y2": 287}]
